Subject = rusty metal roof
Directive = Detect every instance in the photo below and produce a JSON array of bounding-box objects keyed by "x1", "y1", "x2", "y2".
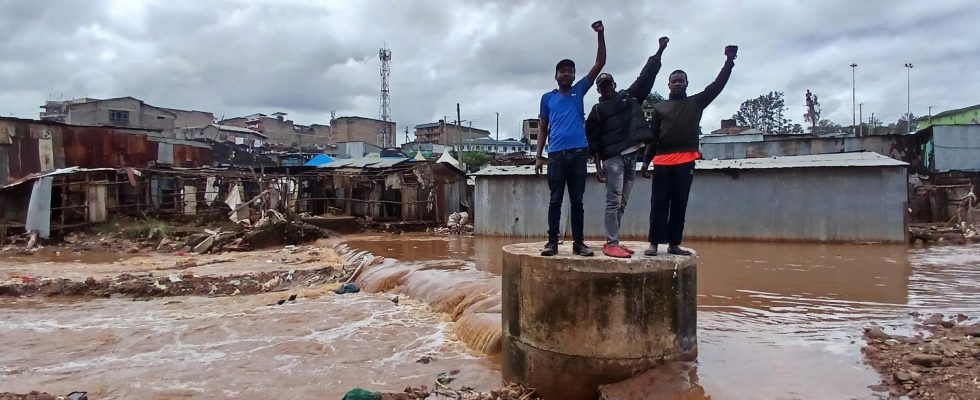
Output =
[
  {"x1": 473, "y1": 152, "x2": 907, "y2": 176},
  {"x1": 0, "y1": 167, "x2": 119, "y2": 189}
]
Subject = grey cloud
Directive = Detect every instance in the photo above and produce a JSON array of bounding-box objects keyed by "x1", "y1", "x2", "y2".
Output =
[{"x1": 1, "y1": 0, "x2": 978, "y2": 137}]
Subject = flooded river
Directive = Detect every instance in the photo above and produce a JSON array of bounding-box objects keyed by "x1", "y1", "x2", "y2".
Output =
[
  {"x1": 2, "y1": 235, "x2": 979, "y2": 399},
  {"x1": 343, "y1": 234, "x2": 980, "y2": 399}
]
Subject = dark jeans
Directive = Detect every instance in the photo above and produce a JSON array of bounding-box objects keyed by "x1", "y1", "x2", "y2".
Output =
[
  {"x1": 649, "y1": 161, "x2": 695, "y2": 246},
  {"x1": 547, "y1": 148, "x2": 587, "y2": 243}
]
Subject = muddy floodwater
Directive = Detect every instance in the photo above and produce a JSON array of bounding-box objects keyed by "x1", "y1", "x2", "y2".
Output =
[
  {"x1": 344, "y1": 234, "x2": 980, "y2": 399},
  {"x1": 2, "y1": 235, "x2": 979, "y2": 399}
]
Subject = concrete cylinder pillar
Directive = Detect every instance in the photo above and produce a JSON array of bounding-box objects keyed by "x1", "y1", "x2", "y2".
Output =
[{"x1": 501, "y1": 241, "x2": 698, "y2": 400}]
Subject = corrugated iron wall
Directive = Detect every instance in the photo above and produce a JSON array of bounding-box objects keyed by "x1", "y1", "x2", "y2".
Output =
[
  {"x1": 475, "y1": 166, "x2": 908, "y2": 242},
  {"x1": 0, "y1": 118, "x2": 214, "y2": 185},
  {"x1": 701, "y1": 135, "x2": 922, "y2": 167}
]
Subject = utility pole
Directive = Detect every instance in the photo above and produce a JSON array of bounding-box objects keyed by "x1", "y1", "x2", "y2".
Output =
[
  {"x1": 858, "y1": 103, "x2": 863, "y2": 136},
  {"x1": 870, "y1": 112, "x2": 875, "y2": 135},
  {"x1": 850, "y1": 63, "x2": 858, "y2": 134},
  {"x1": 928, "y1": 105, "x2": 933, "y2": 124},
  {"x1": 904, "y1": 63, "x2": 914, "y2": 134},
  {"x1": 456, "y1": 103, "x2": 462, "y2": 148},
  {"x1": 496, "y1": 112, "x2": 499, "y2": 142}
]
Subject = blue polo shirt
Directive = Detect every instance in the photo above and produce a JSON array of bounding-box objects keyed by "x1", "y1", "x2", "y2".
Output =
[{"x1": 540, "y1": 77, "x2": 592, "y2": 153}]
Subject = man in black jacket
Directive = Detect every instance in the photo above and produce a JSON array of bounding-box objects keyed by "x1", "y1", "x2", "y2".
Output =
[
  {"x1": 640, "y1": 45, "x2": 737, "y2": 256},
  {"x1": 585, "y1": 37, "x2": 668, "y2": 258}
]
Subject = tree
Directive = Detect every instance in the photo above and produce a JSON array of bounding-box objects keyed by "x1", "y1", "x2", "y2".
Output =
[
  {"x1": 642, "y1": 91, "x2": 665, "y2": 110},
  {"x1": 813, "y1": 119, "x2": 843, "y2": 135},
  {"x1": 787, "y1": 123, "x2": 804, "y2": 134},
  {"x1": 894, "y1": 113, "x2": 918, "y2": 134},
  {"x1": 459, "y1": 151, "x2": 493, "y2": 173},
  {"x1": 733, "y1": 91, "x2": 793, "y2": 134},
  {"x1": 804, "y1": 89, "x2": 821, "y2": 134}
]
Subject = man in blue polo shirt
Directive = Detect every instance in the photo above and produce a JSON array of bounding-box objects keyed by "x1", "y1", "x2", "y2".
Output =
[{"x1": 534, "y1": 20, "x2": 606, "y2": 257}]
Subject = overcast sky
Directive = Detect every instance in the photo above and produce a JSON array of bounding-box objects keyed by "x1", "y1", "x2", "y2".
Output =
[{"x1": 2, "y1": 0, "x2": 978, "y2": 144}]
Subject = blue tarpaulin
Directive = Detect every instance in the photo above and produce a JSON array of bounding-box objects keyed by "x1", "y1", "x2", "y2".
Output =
[{"x1": 304, "y1": 154, "x2": 335, "y2": 166}]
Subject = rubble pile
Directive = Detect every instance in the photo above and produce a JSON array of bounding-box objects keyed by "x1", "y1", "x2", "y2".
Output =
[
  {"x1": 433, "y1": 212, "x2": 473, "y2": 235},
  {"x1": 910, "y1": 222, "x2": 980, "y2": 245},
  {"x1": 0, "y1": 266, "x2": 339, "y2": 298},
  {"x1": 862, "y1": 313, "x2": 980, "y2": 399},
  {"x1": 377, "y1": 383, "x2": 538, "y2": 400},
  {"x1": 0, "y1": 392, "x2": 59, "y2": 400}
]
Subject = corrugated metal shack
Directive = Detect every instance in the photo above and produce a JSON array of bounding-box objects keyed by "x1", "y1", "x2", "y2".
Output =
[
  {"x1": 302, "y1": 157, "x2": 468, "y2": 223},
  {"x1": 0, "y1": 117, "x2": 213, "y2": 186},
  {"x1": 473, "y1": 152, "x2": 909, "y2": 243},
  {"x1": 0, "y1": 159, "x2": 470, "y2": 239}
]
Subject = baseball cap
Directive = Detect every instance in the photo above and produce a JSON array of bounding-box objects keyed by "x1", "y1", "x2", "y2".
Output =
[
  {"x1": 597, "y1": 73, "x2": 615, "y2": 85},
  {"x1": 555, "y1": 59, "x2": 575, "y2": 72}
]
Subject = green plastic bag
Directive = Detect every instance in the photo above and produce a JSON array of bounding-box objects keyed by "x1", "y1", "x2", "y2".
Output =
[{"x1": 341, "y1": 388, "x2": 381, "y2": 400}]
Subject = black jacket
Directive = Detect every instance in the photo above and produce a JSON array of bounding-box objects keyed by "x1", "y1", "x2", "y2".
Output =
[
  {"x1": 644, "y1": 59, "x2": 735, "y2": 161},
  {"x1": 586, "y1": 55, "x2": 662, "y2": 160}
]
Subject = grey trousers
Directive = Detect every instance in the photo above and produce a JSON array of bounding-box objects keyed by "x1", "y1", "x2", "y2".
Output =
[{"x1": 603, "y1": 152, "x2": 637, "y2": 245}]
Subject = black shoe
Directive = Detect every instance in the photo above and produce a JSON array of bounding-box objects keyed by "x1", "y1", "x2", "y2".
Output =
[
  {"x1": 541, "y1": 241, "x2": 558, "y2": 256},
  {"x1": 643, "y1": 244, "x2": 658, "y2": 257},
  {"x1": 572, "y1": 242, "x2": 594, "y2": 257},
  {"x1": 667, "y1": 245, "x2": 692, "y2": 256}
]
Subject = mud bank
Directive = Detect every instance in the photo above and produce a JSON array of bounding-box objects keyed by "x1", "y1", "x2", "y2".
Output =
[
  {"x1": 0, "y1": 393, "x2": 58, "y2": 400},
  {"x1": 863, "y1": 314, "x2": 980, "y2": 399},
  {"x1": 0, "y1": 266, "x2": 340, "y2": 298}
]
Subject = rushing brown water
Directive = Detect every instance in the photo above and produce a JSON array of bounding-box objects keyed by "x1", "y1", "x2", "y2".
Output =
[
  {"x1": 3, "y1": 234, "x2": 979, "y2": 399},
  {"x1": 343, "y1": 234, "x2": 980, "y2": 399},
  {"x1": 0, "y1": 292, "x2": 499, "y2": 399}
]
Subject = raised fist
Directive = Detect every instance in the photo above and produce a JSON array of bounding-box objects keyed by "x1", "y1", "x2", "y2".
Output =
[
  {"x1": 725, "y1": 45, "x2": 738, "y2": 60},
  {"x1": 659, "y1": 37, "x2": 669, "y2": 47},
  {"x1": 591, "y1": 20, "x2": 604, "y2": 32}
]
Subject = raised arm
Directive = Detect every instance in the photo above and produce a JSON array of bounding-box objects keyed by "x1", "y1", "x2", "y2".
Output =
[
  {"x1": 585, "y1": 21, "x2": 606, "y2": 82},
  {"x1": 696, "y1": 45, "x2": 738, "y2": 108},
  {"x1": 627, "y1": 37, "x2": 669, "y2": 101}
]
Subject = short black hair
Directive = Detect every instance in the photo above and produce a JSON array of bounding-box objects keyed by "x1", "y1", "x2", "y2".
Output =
[{"x1": 669, "y1": 70, "x2": 688, "y2": 80}]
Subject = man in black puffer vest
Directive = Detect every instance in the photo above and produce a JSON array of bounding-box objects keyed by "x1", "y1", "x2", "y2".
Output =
[
  {"x1": 585, "y1": 37, "x2": 668, "y2": 258},
  {"x1": 640, "y1": 45, "x2": 737, "y2": 257}
]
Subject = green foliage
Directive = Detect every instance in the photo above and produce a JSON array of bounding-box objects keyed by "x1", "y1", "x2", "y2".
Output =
[
  {"x1": 733, "y1": 91, "x2": 795, "y2": 134},
  {"x1": 642, "y1": 91, "x2": 666, "y2": 110},
  {"x1": 459, "y1": 151, "x2": 494, "y2": 173}
]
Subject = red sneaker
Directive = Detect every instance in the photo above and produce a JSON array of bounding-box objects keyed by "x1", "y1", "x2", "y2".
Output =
[
  {"x1": 603, "y1": 244, "x2": 631, "y2": 258},
  {"x1": 619, "y1": 244, "x2": 635, "y2": 254}
]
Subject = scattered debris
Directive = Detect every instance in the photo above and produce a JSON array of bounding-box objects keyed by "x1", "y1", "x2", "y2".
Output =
[
  {"x1": 0, "y1": 267, "x2": 339, "y2": 298},
  {"x1": 909, "y1": 222, "x2": 980, "y2": 245},
  {"x1": 378, "y1": 382, "x2": 539, "y2": 400},
  {"x1": 432, "y1": 212, "x2": 473, "y2": 235},
  {"x1": 334, "y1": 282, "x2": 361, "y2": 295},
  {"x1": 862, "y1": 313, "x2": 980, "y2": 399},
  {"x1": 0, "y1": 392, "x2": 58, "y2": 400}
]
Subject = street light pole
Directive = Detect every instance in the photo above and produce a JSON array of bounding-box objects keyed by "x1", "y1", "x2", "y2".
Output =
[
  {"x1": 850, "y1": 63, "x2": 858, "y2": 134},
  {"x1": 904, "y1": 63, "x2": 914, "y2": 134}
]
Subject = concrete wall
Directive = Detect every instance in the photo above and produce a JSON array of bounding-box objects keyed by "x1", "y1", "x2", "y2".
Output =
[
  {"x1": 933, "y1": 125, "x2": 980, "y2": 172},
  {"x1": 222, "y1": 116, "x2": 330, "y2": 148},
  {"x1": 475, "y1": 166, "x2": 908, "y2": 242},
  {"x1": 65, "y1": 98, "x2": 176, "y2": 136},
  {"x1": 332, "y1": 117, "x2": 395, "y2": 146},
  {"x1": 700, "y1": 134, "x2": 921, "y2": 165},
  {"x1": 169, "y1": 110, "x2": 214, "y2": 129}
]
